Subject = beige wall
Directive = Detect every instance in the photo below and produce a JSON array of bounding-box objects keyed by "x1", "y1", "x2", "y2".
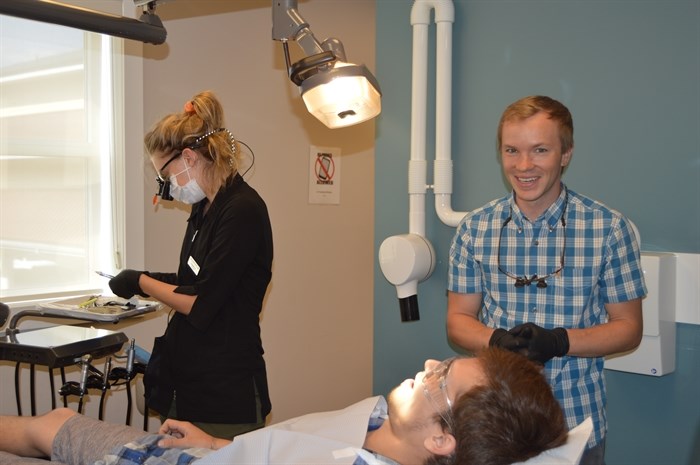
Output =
[
  {"x1": 0, "y1": 0, "x2": 375, "y2": 428},
  {"x1": 139, "y1": 0, "x2": 375, "y2": 425}
]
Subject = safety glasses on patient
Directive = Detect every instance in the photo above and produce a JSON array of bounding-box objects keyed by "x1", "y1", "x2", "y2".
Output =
[{"x1": 422, "y1": 357, "x2": 456, "y2": 432}]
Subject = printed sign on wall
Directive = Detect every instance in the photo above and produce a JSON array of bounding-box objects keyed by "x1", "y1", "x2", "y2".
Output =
[{"x1": 308, "y1": 146, "x2": 341, "y2": 205}]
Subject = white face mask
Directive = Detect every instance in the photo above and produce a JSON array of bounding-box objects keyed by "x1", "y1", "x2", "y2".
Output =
[{"x1": 169, "y1": 159, "x2": 207, "y2": 204}]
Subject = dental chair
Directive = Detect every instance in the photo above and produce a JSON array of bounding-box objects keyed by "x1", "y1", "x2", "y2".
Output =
[{"x1": 518, "y1": 417, "x2": 593, "y2": 465}]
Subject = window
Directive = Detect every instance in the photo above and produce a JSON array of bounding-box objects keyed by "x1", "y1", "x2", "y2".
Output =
[{"x1": 0, "y1": 15, "x2": 124, "y2": 301}]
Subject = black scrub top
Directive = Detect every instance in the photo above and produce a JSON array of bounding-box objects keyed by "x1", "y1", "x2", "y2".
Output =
[{"x1": 145, "y1": 173, "x2": 273, "y2": 424}]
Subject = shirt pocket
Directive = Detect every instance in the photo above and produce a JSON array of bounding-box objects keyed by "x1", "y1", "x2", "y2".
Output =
[{"x1": 555, "y1": 265, "x2": 601, "y2": 326}]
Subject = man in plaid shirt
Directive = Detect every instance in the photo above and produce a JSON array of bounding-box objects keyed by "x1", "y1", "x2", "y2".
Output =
[{"x1": 447, "y1": 95, "x2": 646, "y2": 465}]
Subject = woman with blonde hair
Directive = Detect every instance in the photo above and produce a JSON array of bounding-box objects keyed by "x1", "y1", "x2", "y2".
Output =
[{"x1": 109, "y1": 90, "x2": 273, "y2": 439}]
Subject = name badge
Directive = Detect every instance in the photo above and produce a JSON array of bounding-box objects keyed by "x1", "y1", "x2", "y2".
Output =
[{"x1": 187, "y1": 256, "x2": 200, "y2": 275}]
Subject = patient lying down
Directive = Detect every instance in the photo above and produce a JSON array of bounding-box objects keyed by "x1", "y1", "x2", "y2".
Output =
[{"x1": 0, "y1": 348, "x2": 591, "y2": 465}]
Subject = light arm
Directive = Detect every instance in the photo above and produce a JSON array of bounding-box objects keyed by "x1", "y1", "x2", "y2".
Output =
[
  {"x1": 272, "y1": 0, "x2": 324, "y2": 56},
  {"x1": 0, "y1": 0, "x2": 167, "y2": 45}
]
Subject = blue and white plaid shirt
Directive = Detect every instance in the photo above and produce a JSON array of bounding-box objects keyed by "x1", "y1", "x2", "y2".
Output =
[{"x1": 448, "y1": 185, "x2": 647, "y2": 448}]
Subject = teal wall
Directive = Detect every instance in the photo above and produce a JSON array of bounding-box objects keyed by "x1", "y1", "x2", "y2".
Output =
[{"x1": 373, "y1": 1, "x2": 700, "y2": 464}]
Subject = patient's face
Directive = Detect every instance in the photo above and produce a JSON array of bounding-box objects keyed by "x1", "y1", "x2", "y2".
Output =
[{"x1": 386, "y1": 357, "x2": 486, "y2": 435}]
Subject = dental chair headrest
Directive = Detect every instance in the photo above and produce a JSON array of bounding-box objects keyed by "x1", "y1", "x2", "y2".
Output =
[{"x1": 515, "y1": 417, "x2": 593, "y2": 465}]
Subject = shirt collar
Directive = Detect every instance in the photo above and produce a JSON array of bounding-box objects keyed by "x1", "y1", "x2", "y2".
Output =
[
  {"x1": 508, "y1": 184, "x2": 568, "y2": 231},
  {"x1": 189, "y1": 173, "x2": 244, "y2": 224},
  {"x1": 357, "y1": 449, "x2": 403, "y2": 465}
]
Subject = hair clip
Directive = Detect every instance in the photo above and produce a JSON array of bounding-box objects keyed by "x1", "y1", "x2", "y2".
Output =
[{"x1": 184, "y1": 101, "x2": 195, "y2": 114}]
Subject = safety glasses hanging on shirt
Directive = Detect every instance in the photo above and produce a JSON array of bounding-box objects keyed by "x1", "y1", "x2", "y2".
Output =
[{"x1": 497, "y1": 196, "x2": 568, "y2": 288}]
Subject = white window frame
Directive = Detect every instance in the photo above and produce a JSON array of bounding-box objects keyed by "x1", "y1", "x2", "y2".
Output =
[{"x1": 0, "y1": 7, "x2": 137, "y2": 305}]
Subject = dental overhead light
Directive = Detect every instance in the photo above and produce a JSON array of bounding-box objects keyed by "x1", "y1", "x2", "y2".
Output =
[{"x1": 272, "y1": 0, "x2": 382, "y2": 129}]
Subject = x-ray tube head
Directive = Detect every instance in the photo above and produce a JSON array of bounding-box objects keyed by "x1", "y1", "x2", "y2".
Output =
[{"x1": 378, "y1": 234, "x2": 436, "y2": 321}]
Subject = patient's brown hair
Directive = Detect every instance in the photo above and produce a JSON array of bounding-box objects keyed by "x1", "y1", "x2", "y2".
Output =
[
  {"x1": 459, "y1": 348, "x2": 567, "y2": 465},
  {"x1": 426, "y1": 347, "x2": 567, "y2": 465}
]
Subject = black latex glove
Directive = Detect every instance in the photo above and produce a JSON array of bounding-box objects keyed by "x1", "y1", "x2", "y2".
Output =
[
  {"x1": 489, "y1": 328, "x2": 528, "y2": 353},
  {"x1": 509, "y1": 322, "x2": 569, "y2": 364},
  {"x1": 109, "y1": 269, "x2": 148, "y2": 299}
]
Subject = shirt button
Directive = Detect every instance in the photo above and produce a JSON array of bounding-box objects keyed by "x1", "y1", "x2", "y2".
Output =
[{"x1": 534, "y1": 240, "x2": 539, "y2": 245}]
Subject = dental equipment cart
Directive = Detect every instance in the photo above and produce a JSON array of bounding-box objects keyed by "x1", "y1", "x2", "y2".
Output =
[{"x1": 0, "y1": 296, "x2": 159, "y2": 424}]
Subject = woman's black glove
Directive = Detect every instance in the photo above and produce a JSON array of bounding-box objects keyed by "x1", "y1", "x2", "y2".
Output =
[
  {"x1": 109, "y1": 270, "x2": 148, "y2": 299},
  {"x1": 508, "y1": 322, "x2": 569, "y2": 364}
]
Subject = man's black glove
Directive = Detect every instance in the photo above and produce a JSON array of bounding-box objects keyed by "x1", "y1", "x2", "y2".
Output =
[
  {"x1": 509, "y1": 322, "x2": 569, "y2": 364},
  {"x1": 109, "y1": 270, "x2": 148, "y2": 299},
  {"x1": 489, "y1": 328, "x2": 528, "y2": 353}
]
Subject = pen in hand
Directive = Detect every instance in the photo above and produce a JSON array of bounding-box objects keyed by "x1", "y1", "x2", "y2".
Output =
[{"x1": 95, "y1": 271, "x2": 141, "y2": 306}]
